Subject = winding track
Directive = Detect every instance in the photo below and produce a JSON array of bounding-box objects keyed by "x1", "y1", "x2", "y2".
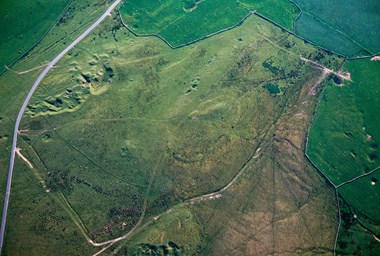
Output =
[{"x1": 0, "y1": 0, "x2": 122, "y2": 252}]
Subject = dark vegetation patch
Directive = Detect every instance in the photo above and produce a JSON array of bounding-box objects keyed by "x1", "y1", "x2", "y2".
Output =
[
  {"x1": 82, "y1": 73, "x2": 92, "y2": 83},
  {"x1": 368, "y1": 153, "x2": 378, "y2": 162},
  {"x1": 0, "y1": 0, "x2": 69, "y2": 72},
  {"x1": 128, "y1": 242, "x2": 182, "y2": 256},
  {"x1": 336, "y1": 197, "x2": 380, "y2": 254},
  {"x1": 333, "y1": 75, "x2": 343, "y2": 85},
  {"x1": 182, "y1": 0, "x2": 200, "y2": 11},
  {"x1": 29, "y1": 120, "x2": 43, "y2": 130},
  {"x1": 46, "y1": 170, "x2": 74, "y2": 195},
  {"x1": 265, "y1": 83, "x2": 280, "y2": 95},
  {"x1": 104, "y1": 65, "x2": 114, "y2": 81},
  {"x1": 146, "y1": 193, "x2": 174, "y2": 216},
  {"x1": 41, "y1": 132, "x2": 52, "y2": 141},
  {"x1": 120, "y1": 147, "x2": 134, "y2": 161},
  {"x1": 262, "y1": 58, "x2": 280, "y2": 74}
]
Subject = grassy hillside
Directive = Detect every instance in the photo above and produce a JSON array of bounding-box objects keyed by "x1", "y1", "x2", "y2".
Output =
[
  {"x1": 307, "y1": 58, "x2": 380, "y2": 253},
  {"x1": 0, "y1": 0, "x2": 69, "y2": 72},
  {"x1": 4, "y1": 0, "x2": 378, "y2": 255},
  {"x1": 308, "y1": 59, "x2": 380, "y2": 184},
  {"x1": 0, "y1": 0, "x2": 120, "y2": 254},
  {"x1": 3, "y1": 12, "x2": 343, "y2": 254}
]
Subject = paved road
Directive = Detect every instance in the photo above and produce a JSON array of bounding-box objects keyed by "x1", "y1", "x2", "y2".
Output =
[{"x1": 0, "y1": 0, "x2": 122, "y2": 252}]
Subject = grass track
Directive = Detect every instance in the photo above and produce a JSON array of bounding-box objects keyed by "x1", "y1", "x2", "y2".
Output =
[
  {"x1": 0, "y1": 0, "x2": 70, "y2": 73},
  {"x1": 3, "y1": 13, "x2": 343, "y2": 254},
  {"x1": 3, "y1": 0, "x2": 376, "y2": 254}
]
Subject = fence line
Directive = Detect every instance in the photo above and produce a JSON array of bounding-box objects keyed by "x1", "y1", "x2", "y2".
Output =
[
  {"x1": 118, "y1": 9, "x2": 255, "y2": 50},
  {"x1": 0, "y1": 0, "x2": 74, "y2": 76}
]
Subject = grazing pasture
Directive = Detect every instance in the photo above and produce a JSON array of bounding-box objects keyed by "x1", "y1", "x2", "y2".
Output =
[
  {"x1": 0, "y1": 0, "x2": 69, "y2": 72},
  {"x1": 293, "y1": 0, "x2": 380, "y2": 57},
  {"x1": 240, "y1": 0, "x2": 299, "y2": 30},
  {"x1": 336, "y1": 196, "x2": 380, "y2": 255},
  {"x1": 120, "y1": 0, "x2": 298, "y2": 47},
  {"x1": 3, "y1": 0, "x2": 378, "y2": 255},
  {"x1": 4, "y1": 13, "x2": 343, "y2": 254},
  {"x1": 308, "y1": 59, "x2": 380, "y2": 184},
  {"x1": 307, "y1": 58, "x2": 380, "y2": 254}
]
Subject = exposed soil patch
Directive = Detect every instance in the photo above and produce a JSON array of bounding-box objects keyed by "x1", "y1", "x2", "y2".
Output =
[{"x1": 301, "y1": 56, "x2": 351, "y2": 84}]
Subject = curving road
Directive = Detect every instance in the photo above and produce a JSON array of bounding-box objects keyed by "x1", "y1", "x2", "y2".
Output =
[{"x1": 0, "y1": 0, "x2": 122, "y2": 252}]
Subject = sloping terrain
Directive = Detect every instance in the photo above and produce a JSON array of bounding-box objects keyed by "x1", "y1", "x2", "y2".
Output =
[
  {"x1": 0, "y1": 0, "x2": 69, "y2": 73},
  {"x1": 1, "y1": 0, "x2": 379, "y2": 255},
  {"x1": 3, "y1": 12, "x2": 343, "y2": 255},
  {"x1": 308, "y1": 59, "x2": 380, "y2": 254},
  {"x1": 118, "y1": 64, "x2": 339, "y2": 255}
]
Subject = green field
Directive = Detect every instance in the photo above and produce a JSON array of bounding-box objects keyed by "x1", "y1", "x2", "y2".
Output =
[
  {"x1": 307, "y1": 59, "x2": 380, "y2": 253},
  {"x1": 121, "y1": 0, "x2": 380, "y2": 56},
  {"x1": 336, "y1": 196, "x2": 380, "y2": 255},
  {"x1": 308, "y1": 59, "x2": 380, "y2": 184},
  {"x1": 239, "y1": 0, "x2": 299, "y2": 30},
  {"x1": 120, "y1": 0, "x2": 298, "y2": 47},
  {"x1": 120, "y1": 0, "x2": 249, "y2": 46},
  {"x1": 1, "y1": 0, "x2": 379, "y2": 255},
  {"x1": 0, "y1": 9, "x2": 343, "y2": 254},
  {"x1": 0, "y1": 0, "x2": 69, "y2": 73},
  {"x1": 293, "y1": 0, "x2": 380, "y2": 57},
  {"x1": 339, "y1": 171, "x2": 380, "y2": 230},
  {"x1": 0, "y1": 0, "x2": 126, "y2": 254},
  {"x1": 295, "y1": 13, "x2": 366, "y2": 57}
]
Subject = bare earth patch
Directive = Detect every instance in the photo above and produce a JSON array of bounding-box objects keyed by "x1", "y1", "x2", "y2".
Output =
[
  {"x1": 301, "y1": 56, "x2": 351, "y2": 84},
  {"x1": 15, "y1": 147, "x2": 33, "y2": 169}
]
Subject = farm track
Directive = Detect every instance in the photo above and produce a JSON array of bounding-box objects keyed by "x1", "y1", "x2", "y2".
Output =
[
  {"x1": 303, "y1": 60, "x2": 380, "y2": 254},
  {"x1": 0, "y1": 0, "x2": 123, "y2": 253},
  {"x1": 93, "y1": 55, "x2": 301, "y2": 254},
  {"x1": 0, "y1": 4, "x2": 291, "y2": 253},
  {"x1": 57, "y1": 126, "x2": 273, "y2": 254},
  {"x1": 2, "y1": 1, "x2": 378, "y2": 255}
]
